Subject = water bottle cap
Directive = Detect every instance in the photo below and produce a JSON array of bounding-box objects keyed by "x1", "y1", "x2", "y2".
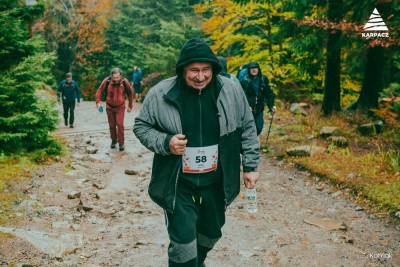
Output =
[{"x1": 99, "y1": 106, "x2": 103, "y2": 113}]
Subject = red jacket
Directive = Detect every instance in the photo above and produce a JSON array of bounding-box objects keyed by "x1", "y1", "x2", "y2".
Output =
[{"x1": 95, "y1": 77, "x2": 134, "y2": 109}]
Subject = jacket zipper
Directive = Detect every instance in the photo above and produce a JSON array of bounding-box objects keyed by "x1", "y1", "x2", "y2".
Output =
[
  {"x1": 172, "y1": 166, "x2": 181, "y2": 212},
  {"x1": 219, "y1": 100, "x2": 229, "y2": 135},
  {"x1": 199, "y1": 90, "x2": 203, "y2": 146},
  {"x1": 198, "y1": 89, "x2": 202, "y2": 187}
]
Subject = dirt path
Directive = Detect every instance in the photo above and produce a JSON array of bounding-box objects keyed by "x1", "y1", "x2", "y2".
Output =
[{"x1": 1, "y1": 101, "x2": 399, "y2": 267}]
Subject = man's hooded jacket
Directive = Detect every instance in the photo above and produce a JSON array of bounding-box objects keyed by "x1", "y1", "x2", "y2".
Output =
[{"x1": 133, "y1": 38, "x2": 260, "y2": 213}]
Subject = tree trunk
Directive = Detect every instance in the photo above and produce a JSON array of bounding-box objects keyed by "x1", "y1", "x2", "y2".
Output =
[
  {"x1": 350, "y1": 46, "x2": 384, "y2": 110},
  {"x1": 322, "y1": 0, "x2": 343, "y2": 115}
]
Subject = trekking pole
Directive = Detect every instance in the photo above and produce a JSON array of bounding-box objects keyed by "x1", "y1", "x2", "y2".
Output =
[{"x1": 265, "y1": 112, "x2": 274, "y2": 145}]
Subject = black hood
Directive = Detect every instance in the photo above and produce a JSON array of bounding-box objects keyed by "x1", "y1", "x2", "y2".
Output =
[
  {"x1": 176, "y1": 38, "x2": 222, "y2": 76},
  {"x1": 217, "y1": 56, "x2": 228, "y2": 75},
  {"x1": 247, "y1": 61, "x2": 262, "y2": 78}
]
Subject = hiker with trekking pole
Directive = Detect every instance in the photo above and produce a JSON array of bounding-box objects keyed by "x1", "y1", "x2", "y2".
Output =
[{"x1": 239, "y1": 61, "x2": 276, "y2": 136}]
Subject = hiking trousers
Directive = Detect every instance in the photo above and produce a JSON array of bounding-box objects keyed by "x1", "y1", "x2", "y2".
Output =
[
  {"x1": 63, "y1": 101, "x2": 76, "y2": 126},
  {"x1": 106, "y1": 104, "x2": 126, "y2": 145},
  {"x1": 254, "y1": 111, "x2": 264, "y2": 136},
  {"x1": 165, "y1": 181, "x2": 226, "y2": 267}
]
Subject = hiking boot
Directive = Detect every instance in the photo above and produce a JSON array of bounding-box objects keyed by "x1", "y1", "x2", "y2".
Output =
[
  {"x1": 69, "y1": 125, "x2": 74, "y2": 128},
  {"x1": 110, "y1": 140, "x2": 117, "y2": 149},
  {"x1": 64, "y1": 121, "x2": 68, "y2": 126},
  {"x1": 119, "y1": 144, "x2": 124, "y2": 151}
]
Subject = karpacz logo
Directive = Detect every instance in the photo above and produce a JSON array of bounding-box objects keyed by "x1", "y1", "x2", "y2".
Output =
[{"x1": 362, "y1": 8, "x2": 389, "y2": 39}]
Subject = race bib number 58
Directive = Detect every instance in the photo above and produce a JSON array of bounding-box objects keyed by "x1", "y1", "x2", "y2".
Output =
[{"x1": 182, "y1": 145, "x2": 218, "y2": 173}]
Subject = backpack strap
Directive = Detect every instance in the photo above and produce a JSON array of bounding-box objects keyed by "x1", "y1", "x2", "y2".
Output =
[
  {"x1": 122, "y1": 78, "x2": 132, "y2": 96},
  {"x1": 101, "y1": 77, "x2": 130, "y2": 101},
  {"x1": 101, "y1": 77, "x2": 112, "y2": 101}
]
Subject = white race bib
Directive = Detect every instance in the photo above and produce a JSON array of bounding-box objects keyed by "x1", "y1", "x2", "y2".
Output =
[{"x1": 182, "y1": 145, "x2": 218, "y2": 173}]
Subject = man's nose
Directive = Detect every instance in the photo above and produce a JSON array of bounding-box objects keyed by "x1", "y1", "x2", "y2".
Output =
[{"x1": 197, "y1": 71, "x2": 205, "y2": 80}]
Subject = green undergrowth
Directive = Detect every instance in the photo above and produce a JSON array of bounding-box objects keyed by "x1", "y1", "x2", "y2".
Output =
[
  {"x1": 0, "y1": 136, "x2": 66, "y2": 225},
  {"x1": 261, "y1": 103, "x2": 400, "y2": 219}
]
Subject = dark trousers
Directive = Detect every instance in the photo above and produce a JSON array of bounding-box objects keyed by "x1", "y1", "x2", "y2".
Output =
[
  {"x1": 254, "y1": 111, "x2": 264, "y2": 136},
  {"x1": 165, "y1": 181, "x2": 226, "y2": 267},
  {"x1": 106, "y1": 105, "x2": 126, "y2": 145},
  {"x1": 63, "y1": 101, "x2": 76, "y2": 125}
]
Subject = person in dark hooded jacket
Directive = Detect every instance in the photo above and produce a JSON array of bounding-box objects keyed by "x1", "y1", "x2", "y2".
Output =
[
  {"x1": 133, "y1": 38, "x2": 260, "y2": 267},
  {"x1": 217, "y1": 56, "x2": 240, "y2": 84},
  {"x1": 240, "y1": 61, "x2": 276, "y2": 135}
]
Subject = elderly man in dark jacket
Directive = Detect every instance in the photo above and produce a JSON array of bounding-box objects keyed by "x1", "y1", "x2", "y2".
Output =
[{"x1": 133, "y1": 38, "x2": 260, "y2": 267}]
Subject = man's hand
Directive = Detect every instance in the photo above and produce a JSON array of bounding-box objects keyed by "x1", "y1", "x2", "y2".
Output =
[
  {"x1": 269, "y1": 106, "x2": 277, "y2": 114},
  {"x1": 76, "y1": 102, "x2": 80, "y2": 107},
  {"x1": 127, "y1": 107, "x2": 132, "y2": 113},
  {"x1": 243, "y1": 171, "x2": 259, "y2": 189},
  {"x1": 169, "y1": 134, "x2": 187, "y2": 155},
  {"x1": 96, "y1": 102, "x2": 101, "y2": 110}
]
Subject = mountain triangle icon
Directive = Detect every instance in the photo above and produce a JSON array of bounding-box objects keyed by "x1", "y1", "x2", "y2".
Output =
[{"x1": 363, "y1": 8, "x2": 389, "y2": 31}]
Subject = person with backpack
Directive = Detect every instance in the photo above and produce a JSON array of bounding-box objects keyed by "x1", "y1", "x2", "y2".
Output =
[
  {"x1": 237, "y1": 63, "x2": 249, "y2": 81},
  {"x1": 57, "y1": 72, "x2": 81, "y2": 128},
  {"x1": 132, "y1": 66, "x2": 143, "y2": 102},
  {"x1": 240, "y1": 61, "x2": 276, "y2": 136},
  {"x1": 95, "y1": 67, "x2": 134, "y2": 151}
]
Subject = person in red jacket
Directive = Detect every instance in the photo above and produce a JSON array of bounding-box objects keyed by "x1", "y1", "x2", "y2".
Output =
[{"x1": 95, "y1": 68, "x2": 134, "y2": 151}]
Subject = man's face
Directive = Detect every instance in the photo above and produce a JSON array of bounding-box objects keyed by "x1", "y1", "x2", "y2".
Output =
[
  {"x1": 112, "y1": 73, "x2": 121, "y2": 84},
  {"x1": 184, "y1": 62, "x2": 213, "y2": 90},
  {"x1": 66, "y1": 77, "x2": 72, "y2": 83},
  {"x1": 249, "y1": 67, "x2": 259, "y2": 76}
]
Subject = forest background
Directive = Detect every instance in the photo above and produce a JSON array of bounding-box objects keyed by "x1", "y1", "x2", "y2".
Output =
[{"x1": 0, "y1": 0, "x2": 399, "y2": 218}]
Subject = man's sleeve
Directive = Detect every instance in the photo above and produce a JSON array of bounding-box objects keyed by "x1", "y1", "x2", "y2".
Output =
[
  {"x1": 95, "y1": 79, "x2": 106, "y2": 103},
  {"x1": 263, "y1": 76, "x2": 275, "y2": 110},
  {"x1": 133, "y1": 87, "x2": 172, "y2": 156},
  {"x1": 125, "y1": 78, "x2": 134, "y2": 108},
  {"x1": 238, "y1": 86, "x2": 260, "y2": 171},
  {"x1": 56, "y1": 81, "x2": 63, "y2": 102},
  {"x1": 74, "y1": 81, "x2": 81, "y2": 103}
]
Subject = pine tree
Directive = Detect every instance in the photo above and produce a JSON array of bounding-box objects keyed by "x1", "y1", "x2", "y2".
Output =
[{"x1": 0, "y1": 1, "x2": 59, "y2": 154}]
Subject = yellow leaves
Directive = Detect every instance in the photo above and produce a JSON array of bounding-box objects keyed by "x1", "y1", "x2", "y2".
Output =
[{"x1": 196, "y1": 0, "x2": 284, "y2": 71}]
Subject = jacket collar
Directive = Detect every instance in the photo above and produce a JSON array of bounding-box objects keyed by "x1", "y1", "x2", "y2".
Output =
[{"x1": 164, "y1": 75, "x2": 223, "y2": 104}]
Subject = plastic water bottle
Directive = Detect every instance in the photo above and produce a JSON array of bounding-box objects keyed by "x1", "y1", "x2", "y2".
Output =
[
  {"x1": 246, "y1": 187, "x2": 258, "y2": 213},
  {"x1": 98, "y1": 106, "x2": 103, "y2": 113}
]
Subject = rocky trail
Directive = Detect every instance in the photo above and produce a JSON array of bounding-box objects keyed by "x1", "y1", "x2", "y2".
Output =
[{"x1": 0, "y1": 101, "x2": 398, "y2": 267}]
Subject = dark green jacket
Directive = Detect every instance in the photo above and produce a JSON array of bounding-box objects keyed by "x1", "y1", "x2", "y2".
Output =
[{"x1": 133, "y1": 75, "x2": 260, "y2": 213}]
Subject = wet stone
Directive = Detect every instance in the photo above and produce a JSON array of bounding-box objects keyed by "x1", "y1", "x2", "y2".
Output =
[
  {"x1": 67, "y1": 191, "x2": 81, "y2": 199},
  {"x1": 319, "y1": 126, "x2": 341, "y2": 138},
  {"x1": 326, "y1": 136, "x2": 348, "y2": 148},
  {"x1": 93, "y1": 182, "x2": 106, "y2": 189},
  {"x1": 125, "y1": 169, "x2": 139, "y2": 175},
  {"x1": 71, "y1": 153, "x2": 85, "y2": 160},
  {"x1": 355, "y1": 206, "x2": 364, "y2": 211},
  {"x1": 86, "y1": 146, "x2": 98, "y2": 154}
]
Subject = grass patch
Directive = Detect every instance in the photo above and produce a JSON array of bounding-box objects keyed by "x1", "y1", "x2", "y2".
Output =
[
  {"x1": 0, "y1": 140, "x2": 65, "y2": 225},
  {"x1": 261, "y1": 102, "x2": 400, "y2": 218}
]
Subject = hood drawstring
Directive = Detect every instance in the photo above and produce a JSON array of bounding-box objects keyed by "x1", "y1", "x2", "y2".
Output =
[{"x1": 191, "y1": 187, "x2": 203, "y2": 205}]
